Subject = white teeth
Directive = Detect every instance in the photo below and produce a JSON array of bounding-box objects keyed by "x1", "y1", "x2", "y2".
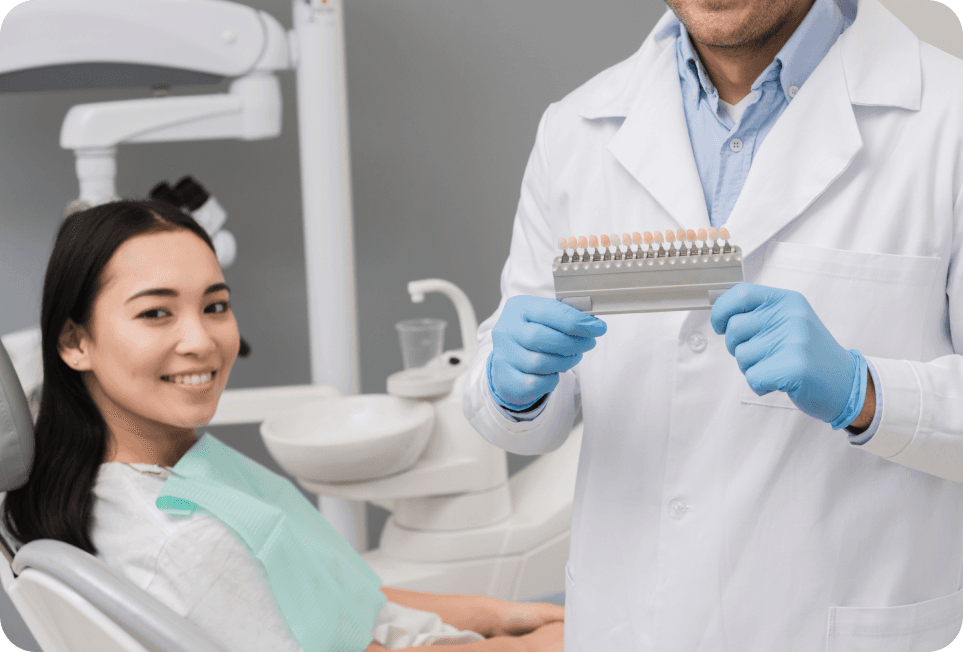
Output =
[{"x1": 164, "y1": 372, "x2": 213, "y2": 385}]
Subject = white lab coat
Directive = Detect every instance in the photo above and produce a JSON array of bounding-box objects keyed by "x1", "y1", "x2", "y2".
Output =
[{"x1": 463, "y1": 0, "x2": 963, "y2": 649}]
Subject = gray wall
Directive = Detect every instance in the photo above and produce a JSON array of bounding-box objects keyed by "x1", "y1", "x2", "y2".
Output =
[{"x1": 0, "y1": 0, "x2": 652, "y2": 648}]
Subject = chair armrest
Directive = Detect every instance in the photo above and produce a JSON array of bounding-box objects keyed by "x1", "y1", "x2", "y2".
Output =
[{"x1": 13, "y1": 540, "x2": 231, "y2": 652}]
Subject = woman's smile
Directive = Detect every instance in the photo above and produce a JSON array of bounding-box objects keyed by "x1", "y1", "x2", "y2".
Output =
[{"x1": 161, "y1": 369, "x2": 217, "y2": 388}]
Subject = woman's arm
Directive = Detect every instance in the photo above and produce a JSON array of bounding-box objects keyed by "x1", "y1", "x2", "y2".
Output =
[
  {"x1": 380, "y1": 587, "x2": 565, "y2": 639},
  {"x1": 365, "y1": 636, "x2": 532, "y2": 652},
  {"x1": 365, "y1": 621, "x2": 563, "y2": 652},
  {"x1": 380, "y1": 587, "x2": 497, "y2": 637}
]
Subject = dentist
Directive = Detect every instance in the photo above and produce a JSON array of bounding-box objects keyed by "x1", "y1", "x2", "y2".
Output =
[{"x1": 463, "y1": 0, "x2": 963, "y2": 650}]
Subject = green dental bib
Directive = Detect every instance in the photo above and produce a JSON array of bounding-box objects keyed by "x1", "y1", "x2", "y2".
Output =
[{"x1": 155, "y1": 434, "x2": 386, "y2": 652}]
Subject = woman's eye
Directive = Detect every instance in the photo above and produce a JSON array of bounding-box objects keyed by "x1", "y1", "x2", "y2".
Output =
[
  {"x1": 206, "y1": 301, "x2": 230, "y2": 314},
  {"x1": 139, "y1": 309, "x2": 170, "y2": 319}
]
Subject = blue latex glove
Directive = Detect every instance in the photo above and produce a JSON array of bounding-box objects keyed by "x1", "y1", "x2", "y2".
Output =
[
  {"x1": 488, "y1": 295, "x2": 607, "y2": 411},
  {"x1": 710, "y1": 283, "x2": 867, "y2": 429}
]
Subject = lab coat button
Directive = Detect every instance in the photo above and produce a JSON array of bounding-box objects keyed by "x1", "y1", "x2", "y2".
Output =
[
  {"x1": 788, "y1": 85, "x2": 799, "y2": 98},
  {"x1": 669, "y1": 499, "x2": 688, "y2": 520},
  {"x1": 687, "y1": 331, "x2": 707, "y2": 352},
  {"x1": 728, "y1": 138, "x2": 743, "y2": 152}
]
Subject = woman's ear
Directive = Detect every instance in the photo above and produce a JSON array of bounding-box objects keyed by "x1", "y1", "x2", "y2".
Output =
[{"x1": 58, "y1": 319, "x2": 90, "y2": 371}]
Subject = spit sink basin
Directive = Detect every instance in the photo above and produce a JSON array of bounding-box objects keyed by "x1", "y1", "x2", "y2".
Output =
[{"x1": 260, "y1": 394, "x2": 435, "y2": 483}]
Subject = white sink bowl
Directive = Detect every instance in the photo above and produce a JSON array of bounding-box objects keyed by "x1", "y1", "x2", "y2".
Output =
[{"x1": 260, "y1": 394, "x2": 435, "y2": 483}]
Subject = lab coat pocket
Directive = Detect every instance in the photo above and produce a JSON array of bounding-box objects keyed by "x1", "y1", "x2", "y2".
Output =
[
  {"x1": 741, "y1": 241, "x2": 942, "y2": 410},
  {"x1": 827, "y1": 587, "x2": 963, "y2": 652}
]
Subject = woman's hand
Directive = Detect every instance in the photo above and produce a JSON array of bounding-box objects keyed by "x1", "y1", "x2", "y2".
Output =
[
  {"x1": 484, "y1": 598, "x2": 565, "y2": 638},
  {"x1": 518, "y1": 621, "x2": 564, "y2": 652}
]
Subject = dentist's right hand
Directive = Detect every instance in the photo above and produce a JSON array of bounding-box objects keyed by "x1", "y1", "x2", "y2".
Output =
[{"x1": 488, "y1": 295, "x2": 607, "y2": 411}]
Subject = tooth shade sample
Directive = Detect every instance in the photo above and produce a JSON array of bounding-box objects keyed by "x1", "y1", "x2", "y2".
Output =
[
  {"x1": 610, "y1": 234, "x2": 621, "y2": 247},
  {"x1": 600, "y1": 234, "x2": 611, "y2": 247},
  {"x1": 643, "y1": 232, "x2": 653, "y2": 245},
  {"x1": 578, "y1": 235, "x2": 588, "y2": 249},
  {"x1": 653, "y1": 231, "x2": 664, "y2": 244},
  {"x1": 707, "y1": 227, "x2": 718, "y2": 240},
  {"x1": 687, "y1": 229, "x2": 697, "y2": 243},
  {"x1": 558, "y1": 237, "x2": 568, "y2": 250},
  {"x1": 622, "y1": 233, "x2": 632, "y2": 247},
  {"x1": 697, "y1": 228, "x2": 707, "y2": 241},
  {"x1": 589, "y1": 234, "x2": 599, "y2": 248},
  {"x1": 632, "y1": 232, "x2": 643, "y2": 245},
  {"x1": 568, "y1": 236, "x2": 578, "y2": 249},
  {"x1": 719, "y1": 226, "x2": 730, "y2": 240},
  {"x1": 664, "y1": 230, "x2": 676, "y2": 243},
  {"x1": 676, "y1": 228, "x2": 686, "y2": 242}
]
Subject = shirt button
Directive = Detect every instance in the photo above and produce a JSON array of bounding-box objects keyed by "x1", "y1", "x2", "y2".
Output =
[
  {"x1": 788, "y1": 85, "x2": 799, "y2": 98},
  {"x1": 728, "y1": 138, "x2": 743, "y2": 153},
  {"x1": 669, "y1": 499, "x2": 688, "y2": 520},
  {"x1": 687, "y1": 331, "x2": 707, "y2": 352}
]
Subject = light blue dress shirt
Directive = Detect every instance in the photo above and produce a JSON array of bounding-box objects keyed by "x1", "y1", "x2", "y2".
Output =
[{"x1": 504, "y1": 0, "x2": 883, "y2": 442}]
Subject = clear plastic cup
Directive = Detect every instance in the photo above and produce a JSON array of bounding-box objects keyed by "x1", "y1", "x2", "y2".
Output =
[{"x1": 395, "y1": 318, "x2": 447, "y2": 369}]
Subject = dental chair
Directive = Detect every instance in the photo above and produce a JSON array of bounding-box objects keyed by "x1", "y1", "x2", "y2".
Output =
[{"x1": 0, "y1": 340, "x2": 230, "y2": 652}]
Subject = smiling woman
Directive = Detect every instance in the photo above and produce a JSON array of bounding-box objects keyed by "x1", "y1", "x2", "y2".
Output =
[
  {"x1": 1, "y1": 199, "x2": 241, "y2": 552},
  {"x1": 0, "y1": 199, "x2": 564, "y2": 652},
  {"x1": 59, "y1": 228, "x2": 242, "y2": 466}
]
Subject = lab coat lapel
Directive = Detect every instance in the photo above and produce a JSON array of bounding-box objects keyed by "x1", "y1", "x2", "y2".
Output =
[
  {"x1": 724, "y1": 46, "x2": 862, "y2": 260},
  {"x1": 602, "y1": 44, "x2": 711, "y2": 231},
  {"x1": 725, "y1": 0, "x2": 921, "y2": 260}
]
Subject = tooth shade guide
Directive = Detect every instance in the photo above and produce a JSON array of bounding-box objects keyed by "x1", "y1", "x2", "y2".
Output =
[
  {"x1": 552, "y1": 235, "x2": 746, "y2": 315},
  {"x1": 567, "y1": 236, "x2": 579, "y2": 262},
  {"x1": 708, "y1": 227, "x2": 721, "y2": 254},
  {"x1": 558, "y1": 237, "x2": 571, "y2": 263},
  {"x1": 719, "y1": 226, "x2": 732, "y2": 253},
  {"x1": 687, "y1": 229, "x2": 697, "y2": 244}
]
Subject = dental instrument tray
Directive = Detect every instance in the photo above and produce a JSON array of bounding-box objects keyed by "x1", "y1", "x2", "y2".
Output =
[{"x1": 553, "y1": 227, "x2": 744, "y2": 315}]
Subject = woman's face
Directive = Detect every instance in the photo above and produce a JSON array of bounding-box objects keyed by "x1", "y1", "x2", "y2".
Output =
[{"x1": 62, "y1": 229, "x2": 239, "y2": 461}]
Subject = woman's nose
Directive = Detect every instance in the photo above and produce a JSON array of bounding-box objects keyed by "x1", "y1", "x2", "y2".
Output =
[{"x1": 176, "y1": 314, "x2": 218, "y2": 354}]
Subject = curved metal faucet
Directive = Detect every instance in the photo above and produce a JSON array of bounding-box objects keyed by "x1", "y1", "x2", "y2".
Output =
[{"x1": 406, "y1": 279, "x2": 478, "y2": 364}]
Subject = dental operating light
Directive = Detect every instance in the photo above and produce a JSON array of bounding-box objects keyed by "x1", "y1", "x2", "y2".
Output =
[{"x1": 0, "y1": 0, "x2": 286, "y2": 91}]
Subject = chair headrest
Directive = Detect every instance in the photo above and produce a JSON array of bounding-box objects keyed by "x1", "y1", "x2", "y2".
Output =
[{"x1": 0, "y1": 340, "x2": 34, "y2": 493}]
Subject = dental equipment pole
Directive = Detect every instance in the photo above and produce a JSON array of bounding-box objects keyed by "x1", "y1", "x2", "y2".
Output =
[{"x1": 290, "y1": 0, "x2": 367, "y2": 553}]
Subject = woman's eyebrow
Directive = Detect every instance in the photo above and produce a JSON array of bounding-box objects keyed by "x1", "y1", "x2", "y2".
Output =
[{"x1": 126, "y1": 283, "x2": 231, "y2": 303}]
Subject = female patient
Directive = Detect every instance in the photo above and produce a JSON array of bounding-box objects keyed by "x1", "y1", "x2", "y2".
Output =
[{"x1": 1, "y1": 200, "x2": 563, "y2": 652}]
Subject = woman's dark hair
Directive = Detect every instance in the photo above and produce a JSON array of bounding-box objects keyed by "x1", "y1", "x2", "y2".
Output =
[{"x1": 2, "y1": 199, "x2": 248, "y2": 555}]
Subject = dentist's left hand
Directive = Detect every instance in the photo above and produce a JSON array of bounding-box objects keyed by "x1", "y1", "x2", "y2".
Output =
[{"x1": 710, "y1": 283, "x2": 862, "y2": 425}]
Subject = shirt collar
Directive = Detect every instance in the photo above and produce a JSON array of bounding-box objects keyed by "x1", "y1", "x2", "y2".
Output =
[{"x1": 674, "y1": 0, "x2": 846, "y2": 105}]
